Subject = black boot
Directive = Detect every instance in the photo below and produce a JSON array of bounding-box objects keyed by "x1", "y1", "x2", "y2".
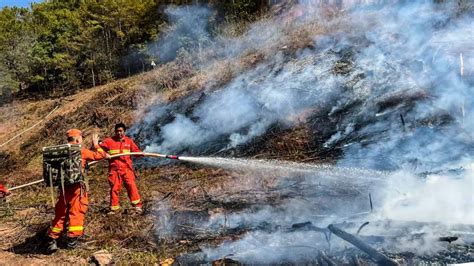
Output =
[
  {"x1": 67, "y1": 237, "x2": 78, "y2": 249},
  {"x1": 46, "y1": 238, "x2": 58, "y2": 254}
]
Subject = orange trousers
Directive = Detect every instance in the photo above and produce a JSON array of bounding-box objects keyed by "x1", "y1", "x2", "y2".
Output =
[
  {"x1": 108, "y1": 168, "x2": 142, "y2": 210},
  {"x1": 47, "y1": 183, "x2": 88, "y2": 239}
]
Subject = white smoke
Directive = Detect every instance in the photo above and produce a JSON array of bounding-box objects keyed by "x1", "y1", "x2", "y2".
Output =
[
  {"x1": 143, "y1": 52, "x2": 342, "y2": 153},
  {"x1": 200, "y1": 230, "x2": 328, "y2": 263},
  {"x1": 140, "y1": 1, "x2": 474, "y2": 262},
  {"x1": 380, "y1": 166, "x2": 474, "y2": 224},
  {"x1": 172, "y1": 63, "x2": 342, "y2": 150},
  {"x1": 149, "y1": 5, "x2": 212, "y2": 63}
]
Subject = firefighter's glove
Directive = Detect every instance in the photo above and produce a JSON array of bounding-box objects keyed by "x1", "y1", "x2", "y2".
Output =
[{"x1": 92, "y1": 133, "x2": 99, "y2": 146}]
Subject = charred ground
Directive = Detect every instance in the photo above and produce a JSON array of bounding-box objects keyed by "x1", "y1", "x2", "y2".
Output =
[{"x1": 1, "y1": 1, "x2": 473, "y2": 265}]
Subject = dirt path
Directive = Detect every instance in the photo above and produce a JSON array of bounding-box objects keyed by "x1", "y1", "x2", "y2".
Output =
[
  {"x1": 0, "y1": 251, "x2": 47, "y2": 265},
  {"x1": 0, "y1": 220, "x2": 87, "y2": 265},
  {"x1": 0, "y1": 250, "x2": 89, "y2": 265}
]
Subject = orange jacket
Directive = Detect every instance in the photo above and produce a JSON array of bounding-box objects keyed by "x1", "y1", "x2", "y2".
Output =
[
  {"x1": 99, "y1": 136, "x2": 141, "y2": 171},
  {"x1": 81, "y1": 145, "x2": 107, "y2": 169}
]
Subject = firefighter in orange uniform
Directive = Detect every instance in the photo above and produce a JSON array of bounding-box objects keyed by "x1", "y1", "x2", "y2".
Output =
[
  {"x1": 99, "y1": 123, "x2": 143, "y2": 214},
  {"x1": 46, "y1": 129, "x2": 108, "y2": 253}
]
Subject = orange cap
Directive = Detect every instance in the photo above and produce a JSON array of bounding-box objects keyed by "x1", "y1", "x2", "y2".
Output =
[{"x1": 66, "y1": 129, "x2": 82, "y2": 138}]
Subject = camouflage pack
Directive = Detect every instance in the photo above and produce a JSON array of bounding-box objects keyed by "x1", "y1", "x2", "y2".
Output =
[{"x1": 42, "y1": 144, "x2": 83, "y2": 187}]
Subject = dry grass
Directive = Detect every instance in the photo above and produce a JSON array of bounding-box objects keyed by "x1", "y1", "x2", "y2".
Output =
[
  {"x1": 0, "y1": 6, "x2": 345, "y2": 264},
  {"x1": 0, "y1": 78, "x2": 150, "y2": 181},
  {"x1": 0, "y1": 161, "x2": 238, "y2": 263}
]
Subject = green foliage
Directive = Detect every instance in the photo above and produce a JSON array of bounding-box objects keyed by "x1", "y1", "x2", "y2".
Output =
[
  {"x1": 0, "y1": 0, "x2": 268, "y2": 96},
  {"x1": 0, "y1": 7, "x2": 34, "y2": 95},
  {"x1": 30, "y1": 2, "x2": 82, "y2": 91}
]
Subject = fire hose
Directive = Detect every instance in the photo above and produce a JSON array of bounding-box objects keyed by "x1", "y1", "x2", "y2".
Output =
[
  {"x1": 0, "y1": 105, "x2": 60, "y2": 149},
  {"x1": 0, "y1": 152, "x2": 179, "y2": 197}
]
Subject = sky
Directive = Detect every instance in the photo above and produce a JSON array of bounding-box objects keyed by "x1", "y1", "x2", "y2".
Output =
[{"x1": 0, "y1": 0, "x2": 42, "y2": 8}]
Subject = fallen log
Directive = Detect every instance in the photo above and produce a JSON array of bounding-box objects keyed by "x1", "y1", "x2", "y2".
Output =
[
  {"x1": 327, "y1": 224, "x2": 398, "y2": 266},
  {"x1": 438, "y1": 236, "x2": 459, "y2": 243},
  {"x1": 291, "y1": 221, "x2": 328, "y2": 233},
  {"x1": 290, "y1": 221, "x2": 331, "y2": 243}
]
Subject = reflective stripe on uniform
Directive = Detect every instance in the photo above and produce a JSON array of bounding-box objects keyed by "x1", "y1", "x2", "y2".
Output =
[
  {"x1": 131, "y1": 199, "x2": 141, "y2": 205},
  {"x1": 110, "y1": 205, "x2": 121, "y2": 210},
  {"x1": 50, "y1": 226, "x2": 62, "y2": 233},
  {"x1": 109, "y1": 149, "x2": 131, "y2": 155},
  {"x1": 68, "y1": 226, "x2": 84, "y2": 232}
]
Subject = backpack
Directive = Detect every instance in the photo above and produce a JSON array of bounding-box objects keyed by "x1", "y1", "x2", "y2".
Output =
[{"x1": 42, "y1": 144, "x2": 83, "y2": 187}]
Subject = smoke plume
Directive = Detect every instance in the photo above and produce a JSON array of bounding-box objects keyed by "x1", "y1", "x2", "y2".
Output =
[
  {"x1": 135, "y1": 0, "x2": 473, "y2": 262},
  {"x1": 149, "y1": 5, "x2": 212, "y2": 63}
]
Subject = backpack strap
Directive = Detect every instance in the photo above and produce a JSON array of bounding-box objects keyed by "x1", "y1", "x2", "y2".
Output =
[
  {"x1": 60, "y1": 161, "x2": 66, "y2": 205},
  {"x1": 48, "y1": 169, "x2": 55, "y2": 207},
  {"x1": 83, "y1": 162, "x2": 90, "y2": 192}
]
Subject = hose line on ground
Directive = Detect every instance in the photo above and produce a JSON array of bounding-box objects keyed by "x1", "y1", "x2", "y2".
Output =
[
  {"x1": 0, "y1": 105, "x2": 60, "y2": 149},
  {"x1": 3, "y1": 152, "x2": 179, "y2": 194}
]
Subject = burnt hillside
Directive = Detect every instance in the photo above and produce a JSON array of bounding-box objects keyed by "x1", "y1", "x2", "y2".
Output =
[{"x1": 0, "y1": 1, "x2": 473, "y2": 264}]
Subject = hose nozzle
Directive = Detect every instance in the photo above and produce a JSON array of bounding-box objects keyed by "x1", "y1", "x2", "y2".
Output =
[{"x1": 165, "y1": 155, "x2": 179, "y2": 160}]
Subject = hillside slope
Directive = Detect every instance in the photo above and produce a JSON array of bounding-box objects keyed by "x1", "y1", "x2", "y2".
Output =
[{"x1": 0, "y1": 1, "x2": 473, "y2": 264}]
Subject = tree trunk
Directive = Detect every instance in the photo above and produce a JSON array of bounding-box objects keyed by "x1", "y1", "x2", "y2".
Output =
[{"x1": 91, "y1": 67, "x2": 96, "y2": 87}]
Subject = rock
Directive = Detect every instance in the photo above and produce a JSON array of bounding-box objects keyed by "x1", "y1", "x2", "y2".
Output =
[
  {"x1": 159, "y1": 258, "x2": 174, "y2": 266},
  {"x1": 15, "y1": 207, "x2": 37, "y2": 217},
  {"x1": 91, "y1": 250, "x2": 113, "y2": 265}
]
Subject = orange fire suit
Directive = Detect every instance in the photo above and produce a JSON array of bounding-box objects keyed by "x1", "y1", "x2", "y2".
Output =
[
  {"x1": 99, "y1": 136, "x2": 142, "y2": 210},
  {"x1": 47, "y1": 146, "x2": 106, "y2": 239}
]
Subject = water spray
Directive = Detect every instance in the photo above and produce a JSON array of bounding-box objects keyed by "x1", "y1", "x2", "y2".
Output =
[{"x1": 176, "y1": 156, "x2": 388, "y2": 181}]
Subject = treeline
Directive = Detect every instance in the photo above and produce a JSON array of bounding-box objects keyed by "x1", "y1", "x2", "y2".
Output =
[{"x1": 0, "y1": 0, "x2": 271, "y2": 97}]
